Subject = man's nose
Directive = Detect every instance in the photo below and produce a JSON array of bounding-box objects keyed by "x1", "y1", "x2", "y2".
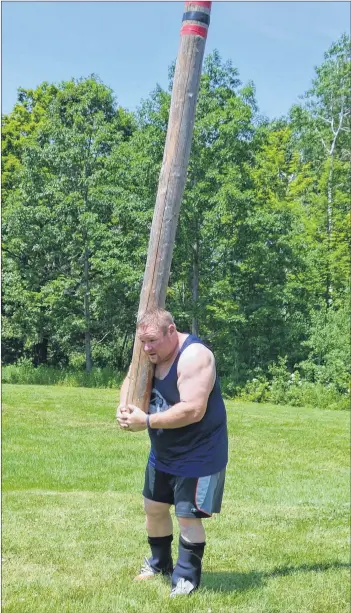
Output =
[{"x1": 144, "y1": 343, "x2": 151, "y2": 352}]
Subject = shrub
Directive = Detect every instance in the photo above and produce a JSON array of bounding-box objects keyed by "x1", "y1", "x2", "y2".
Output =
[
  {"x1": 299, "y1": 306, "x2": 350, "y2": 394},
  {"x1": 233, "y1": 356, "x2": 349, "y2": 410},
  {"x1": 237, "y1": 377, "x2": 270, "y2": 403},
  {"x1": 2, "y1": 360, "x2": 123, "y2": 389}
]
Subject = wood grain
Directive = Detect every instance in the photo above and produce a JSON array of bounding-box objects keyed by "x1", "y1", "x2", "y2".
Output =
[{"x1": 126, "y1": 3, "x2": 211, "y2": 412}]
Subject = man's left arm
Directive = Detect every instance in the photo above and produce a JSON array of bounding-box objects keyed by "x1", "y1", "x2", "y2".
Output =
[
  {"x1": 149, "y1": 344, "x2": 215, "y2": 429},
  {"x1": 119, "y1": 344, "x2": 216, "y2": 431}
]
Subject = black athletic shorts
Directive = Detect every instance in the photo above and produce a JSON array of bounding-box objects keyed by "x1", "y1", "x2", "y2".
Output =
[{"x1": 142, "y1": 463, "x2": 226, "y2": 519}]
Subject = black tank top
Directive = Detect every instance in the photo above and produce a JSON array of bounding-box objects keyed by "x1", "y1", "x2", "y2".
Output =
[{"x1": 147, "y1": 335, "x2": 228, "y2": 477}]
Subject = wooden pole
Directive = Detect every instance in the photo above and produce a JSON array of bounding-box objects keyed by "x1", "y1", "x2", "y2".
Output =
[{"x1": 126, "y1": 1, "x2": 212, "y2": 412}]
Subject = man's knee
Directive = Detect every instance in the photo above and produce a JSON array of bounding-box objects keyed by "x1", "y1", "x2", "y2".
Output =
[
  {"x1": 143, "y1": 497, "x2": 171, "y2": 519},
  {"x1": 177, "y1": 517, "x2": 206, "y2": 543}
]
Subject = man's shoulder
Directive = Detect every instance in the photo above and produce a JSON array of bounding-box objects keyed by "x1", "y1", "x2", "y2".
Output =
[{"x1": 178, "y1": 338, "x2": 215, "y2": 368}]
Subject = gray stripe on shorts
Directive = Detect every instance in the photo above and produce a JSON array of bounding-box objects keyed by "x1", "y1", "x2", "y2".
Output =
[{"x1": 195, "y1": 471, "x2": 223, "y2": 515}]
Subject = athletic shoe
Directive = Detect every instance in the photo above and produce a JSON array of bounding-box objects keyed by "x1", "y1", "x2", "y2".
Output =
[
  {"x1": 134, "y1": 557, "x2": 173, "y2": 581},
  {"x1": 170, "y1": 578, "x2": 196, "y2": 597}
]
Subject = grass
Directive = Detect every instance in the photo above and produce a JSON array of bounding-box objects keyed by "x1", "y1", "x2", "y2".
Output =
[
  {"x1": 2, "y1": 384, "x2": 350, "y2": 613},
  {"x1": 2, "y1": 363, "x2": 121, "y2": 388}
]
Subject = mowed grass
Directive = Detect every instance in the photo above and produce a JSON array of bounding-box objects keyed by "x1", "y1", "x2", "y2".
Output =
[{"x1": 2, "y1": 384, "x2": 350, "y2": 613}]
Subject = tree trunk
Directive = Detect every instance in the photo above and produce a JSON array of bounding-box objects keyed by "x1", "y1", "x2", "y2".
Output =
[
  {"x1": 83, "y1": 247, "x2": 93, "y2": 373},
  {"x1": 126, "y1": 1, "x2": 212, "y2": 412},
  {"x1": 33, "y1": 334, "x2": 48, "y2": 366},
  {"x1": 191, "y1": 239, "x2": 199, "y2": 336},
  {"x1": 119, "y1": 329, "x2": 129, "y2": 370},
  {"x1": 326, "y1": 156, "x2": 334, "y2": 307}
]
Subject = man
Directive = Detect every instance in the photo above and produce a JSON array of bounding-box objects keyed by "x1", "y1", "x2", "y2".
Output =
[{"x1": 116, "y1": 307, "x2": 228, "y2": 597}]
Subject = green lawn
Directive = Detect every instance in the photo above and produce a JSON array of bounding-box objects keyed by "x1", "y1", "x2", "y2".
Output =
[{"x1": 2, "y1": 384, "x2": 350, "y2": 613}]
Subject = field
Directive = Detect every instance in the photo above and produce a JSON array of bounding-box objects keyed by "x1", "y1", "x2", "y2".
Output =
[{"x1": 2, "y1": 384, "x2": 350, "y2": 613}]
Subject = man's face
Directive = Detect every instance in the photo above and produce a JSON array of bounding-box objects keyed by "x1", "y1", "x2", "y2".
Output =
[{"x1": 137, "y1": 324, "x2": 177, "y2": 364}]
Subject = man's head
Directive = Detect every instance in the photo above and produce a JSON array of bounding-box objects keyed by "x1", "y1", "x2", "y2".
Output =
[{"x1": 136, "y1": 308, "x2": 178, "y2": 364}]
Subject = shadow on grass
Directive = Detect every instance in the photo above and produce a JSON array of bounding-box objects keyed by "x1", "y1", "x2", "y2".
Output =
[{"x1": 202, "y1": 561, "x2": 351, "y2": 593}]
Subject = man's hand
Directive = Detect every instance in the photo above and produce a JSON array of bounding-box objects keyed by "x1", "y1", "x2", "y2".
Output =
[
  {"x1": 117, "y1": 404, "x2": 148, "y2": 432},
  {"x1": 116, "y1": 403, "x2": 130, "y2": 420}
]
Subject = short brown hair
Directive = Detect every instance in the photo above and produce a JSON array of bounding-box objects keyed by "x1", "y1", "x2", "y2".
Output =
[{"x1": 136, "y1": 307, "x2": 175, "y2": 335}]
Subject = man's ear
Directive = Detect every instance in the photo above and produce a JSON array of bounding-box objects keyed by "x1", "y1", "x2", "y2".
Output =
[{"x1": 169, "y1": 324, "x2": 176, "y2": 336}]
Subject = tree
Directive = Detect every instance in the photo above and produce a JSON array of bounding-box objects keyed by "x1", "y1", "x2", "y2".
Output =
[
  {"x1": 2, "y1": 77, "x2": 136, "y2": 371},
  {"x1": 290, "y1": 34, "x2": 351, "y2": 308},
  {"x1": 1, "y1": 83, "x2": 58, "y2": 203},
  {"x1": 169, "y1": 51, "x2": 258, "y2": 345},
  {"x1": 3, "y1": 39, "x2": 349, "y2": 393}
]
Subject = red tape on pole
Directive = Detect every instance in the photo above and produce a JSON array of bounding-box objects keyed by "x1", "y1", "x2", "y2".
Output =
[
  {"x1": 185, "y1": 1, "x2": 212, "y2": 8},
  {"x1": 180, "y1": 24, "x2": 208, "y2": 38}
]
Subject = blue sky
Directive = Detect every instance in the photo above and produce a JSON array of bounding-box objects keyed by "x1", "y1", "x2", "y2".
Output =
[{"x1": 2, "y1": 1, "x2": 349, "y2": 119}]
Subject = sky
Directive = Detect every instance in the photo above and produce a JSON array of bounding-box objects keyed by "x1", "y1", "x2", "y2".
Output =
[{"x1": 2, "y1": 1, "x2": 350, "y2": 120}]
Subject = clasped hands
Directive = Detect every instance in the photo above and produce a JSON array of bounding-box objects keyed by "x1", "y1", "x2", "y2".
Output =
[{"x1": 116, "y1": 404, "x2": 147, "y2": 432}]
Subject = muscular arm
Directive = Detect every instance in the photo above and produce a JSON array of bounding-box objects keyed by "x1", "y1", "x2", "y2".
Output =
[{"x1": 148, "y1": 344, "x2": 216, "y2": 429}]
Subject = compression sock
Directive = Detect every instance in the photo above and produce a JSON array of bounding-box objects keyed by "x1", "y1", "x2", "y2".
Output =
[
  {"x1": 171, "y1": 536, "x2": 206, "y2": 588},
  {"x1": 147, "y1": 534, "x2": 173, "y2": 574}
]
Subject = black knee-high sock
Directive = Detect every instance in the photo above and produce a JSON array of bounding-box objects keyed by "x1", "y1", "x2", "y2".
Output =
[
  {"x1": 172, "y1": 536, "x2": 206, "y2": 588},
  {"x1": 147, "y1": 534, "x2": 173, "y2": 574}
]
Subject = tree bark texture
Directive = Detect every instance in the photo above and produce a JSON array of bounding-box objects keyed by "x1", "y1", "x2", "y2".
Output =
[
  {"x1": 126, "y1": 1, "x2": 212, "y2": 412},
  {"x1": 326, "y1": 157, "x2": 334, "y2": 307},
  {"x1": 191, "y1": 238, "x2": 199, "y2": 336},
  {"x1": 84, "y1": 247, "x2": 93, "y2": 374}
]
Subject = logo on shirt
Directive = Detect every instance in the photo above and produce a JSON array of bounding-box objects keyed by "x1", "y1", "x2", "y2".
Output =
[
  {"x1": 149, "y1": 388, "x2": 171, "y2": 436},
  {"x1": 149, "y1": 388, "x2": 171, "y2": 415}
]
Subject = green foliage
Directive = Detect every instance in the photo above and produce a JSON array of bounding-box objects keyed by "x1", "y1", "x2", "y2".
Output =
[
  {"x1": 2, "y1": 359, "x2": 122, "y2": 388},
  {"x1": 237, "y1": 355, "x2": 349, "y2": 410},
  {"x1": 2, "y1": 76, "x2": 139, "y2": 371},
  {"x1": 1, "y1": 82, "x2": 59, "y2": 201},
  {"x1": 290, "y1": 33, "x2": 351, "y2": 308},
  {"x1": 2, "y1": 37, "x2": 350, "y2": 402},
  {"x1": 299, "y1": 306, "x2": 350, "y2": 393},
  {"x1": 235, "y1": 375, "x2": 270, "y2": 403}
]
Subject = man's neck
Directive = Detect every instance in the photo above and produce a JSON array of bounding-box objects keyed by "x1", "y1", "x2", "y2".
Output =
[{"x1": 155, "y1": 332, "x2": 189, "y2": 378}]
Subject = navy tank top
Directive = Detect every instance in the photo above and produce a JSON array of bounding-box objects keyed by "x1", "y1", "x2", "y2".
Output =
[{"x1": 147, "y1": 335, "x2": 228, "y2": 478}]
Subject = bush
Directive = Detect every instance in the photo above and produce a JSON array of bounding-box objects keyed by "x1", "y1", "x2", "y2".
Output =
[
  {"x1": 237, "y1": 377, "x2": 270, "y2": 403},
  {"x1": 220, "y1": 376, "x2": 239, "y2": 399},
  {"x1": 2, "y1": 359, "x2": 124, "y2": 389},
  {"x1": 300, "y1": 306, "x2": 350, "y2": 394},
  {"x1": 234, "y1": 356, "x2": 349, "y2": 410},
  {"x1": 3, "y1": 354, "x2": 348, "y2": 411}
]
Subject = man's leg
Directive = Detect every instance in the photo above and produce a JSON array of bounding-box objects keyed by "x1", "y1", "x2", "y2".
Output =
[
  {"x1": 134, "y1": 498, "x2": 174, "y2": 578},
  {"x1": 135, "y1": 466, "x2": 174, "y2": 580},
  {"x1": 170, "y1": 470, "x2": 226, "y2": 595},
  {"x1": 144, "y1": 497, "x2": 173, "y2": 537},
  {"x1": 170, "y1": 517, "x2": 206, "y2": 593}
]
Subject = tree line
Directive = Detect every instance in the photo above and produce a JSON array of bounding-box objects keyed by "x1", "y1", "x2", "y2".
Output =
[{"x1": 2, "y1": 36, "x2": 350, "y2": 405}]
